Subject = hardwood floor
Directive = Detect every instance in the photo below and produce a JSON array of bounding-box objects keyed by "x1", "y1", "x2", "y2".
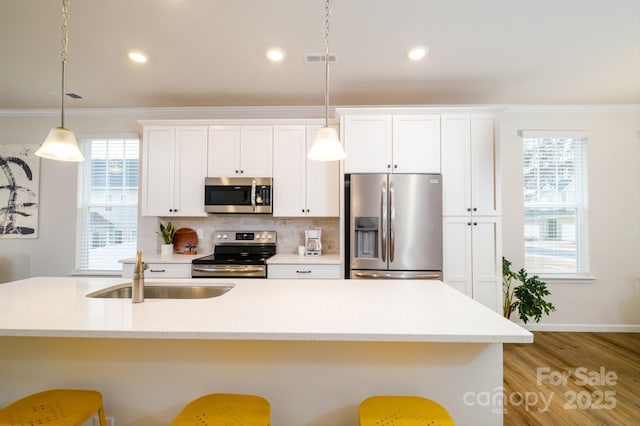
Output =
[{"x1": 503, "y1": 332, "x2": 640, "y2": 425}]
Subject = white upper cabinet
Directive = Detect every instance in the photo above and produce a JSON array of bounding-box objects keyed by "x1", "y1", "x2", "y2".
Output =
[
  {"x1": 343, "y1": 114, "x2": 440, "y2": 173},
  {"x1": 343, "y1": 115, "x2": 391, "y2": 173},
  {"x1": 392, "y1": 115, "x2": 441, "y2": 173},
  {"x1": 305, "y1": 124, "x2": 340, "y2": 216},
  {"x1": 208, "y1": 125, "x2": 273, "y2": 177},
  {"x1": 441, "y1": 114, "x2": 499, "y2": 216},
  {"x1": 272, "y1": 125, "x2": 339, "y2": 217},
  {"x1": 141, "y1": 125, "x2": 208, "y2": 217}
]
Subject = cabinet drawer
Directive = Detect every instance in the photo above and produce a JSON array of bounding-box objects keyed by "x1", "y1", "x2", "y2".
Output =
[
  {"x1": 268, "y1": 264, "x2": 340, "y2": 279},
  {"x1": 122, "y1": 263, "x2": 191, "y2": 278}
]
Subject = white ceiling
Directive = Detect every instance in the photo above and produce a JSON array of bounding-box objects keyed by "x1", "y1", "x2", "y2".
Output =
[{"x1": 1, "y1": 0, "x2": 639, "y2": 109}]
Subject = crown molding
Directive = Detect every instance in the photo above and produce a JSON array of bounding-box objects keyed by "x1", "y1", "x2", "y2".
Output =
[{"x1": 0, "y1": 104, "x2": 638, "y2": 118}]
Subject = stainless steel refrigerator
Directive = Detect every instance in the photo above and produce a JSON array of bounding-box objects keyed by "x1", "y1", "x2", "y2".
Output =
[{"x1": 345, "y1": 173, "x2": 443, "y2": 279}]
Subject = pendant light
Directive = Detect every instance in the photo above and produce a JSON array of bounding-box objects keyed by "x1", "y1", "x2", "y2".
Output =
[
  {"x1": 307, "y1": 0, "x2": 346, "y2": 161},
  {"x1": 36, "y1": 0, "x2": 84, "y2": 162}
]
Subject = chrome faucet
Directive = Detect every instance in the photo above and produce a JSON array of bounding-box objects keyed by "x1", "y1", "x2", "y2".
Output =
[{"x1": 132, "y1": 251, "x2": 148, "y2": 303}]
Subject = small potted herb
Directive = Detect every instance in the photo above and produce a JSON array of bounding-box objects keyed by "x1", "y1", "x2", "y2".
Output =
[
  {"x1": 158, "y1": 221, "x2": 176, "y2": 255},
  {"x1": 503, "y1": 257, "x2": 556, "y2": 324}
]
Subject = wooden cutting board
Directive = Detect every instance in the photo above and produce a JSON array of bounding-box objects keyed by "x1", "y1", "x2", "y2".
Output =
[{"x1": 173, "y1": 228, "x2": 199, "y2": 254}]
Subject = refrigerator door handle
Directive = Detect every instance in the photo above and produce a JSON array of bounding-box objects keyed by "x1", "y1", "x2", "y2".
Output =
[
  {"x1": 380, "y1": 180, "x2": 387, "y2": 262},
  {"x1": 389, "y1": 180, "x2": 395, "y2": 262}
]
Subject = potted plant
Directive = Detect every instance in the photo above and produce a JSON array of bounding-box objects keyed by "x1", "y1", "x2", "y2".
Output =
[
  {"x1": 502, "y1": 257, "x2": 556, "y2": 324},
  {"x1": 158, "y1": 221, "x2": 176, "y2": 255}
]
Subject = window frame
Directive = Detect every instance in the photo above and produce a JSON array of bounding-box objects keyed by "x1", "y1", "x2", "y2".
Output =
[
  {"x1": 519, "y1": 130, "x2": 594, "y2": 282},
  {"x1": 74, "y1": 135, "x2": 140, "y2": 275}
]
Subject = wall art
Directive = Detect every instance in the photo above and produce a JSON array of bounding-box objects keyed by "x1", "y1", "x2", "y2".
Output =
[{"x1": 0, "y1": 144, "x2": 40, "y2": 238}]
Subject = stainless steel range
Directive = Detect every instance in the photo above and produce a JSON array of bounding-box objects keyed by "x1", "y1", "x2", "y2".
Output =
[{"x1": 191, "y1": 230, "x2": 276, "y2": 278}]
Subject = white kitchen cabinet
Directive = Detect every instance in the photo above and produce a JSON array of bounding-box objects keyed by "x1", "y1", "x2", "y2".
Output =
[
  {"x1": 141, "y1": 125, "x2": 208, "y2": 217},
  {"x1": 342, "y1": 114, "x2": 440, "y2": 173},
  {"x1": 441, "y1": 114, "x2": 499, "y2": 216},
  {"x1": 208, "y1": 125, "x2": 273, "y2": 177},
  {"x1": 272, "y1": 125, "x2": 339, "y2": 217},
  {"x1": 268, "y1": 264, "x2": 341, "y2": 279},
  {"x1": 443, "y1": 216, "x2": 502, "y2": 312},
  {"x1": 122, "y1": 262, "x2": 191, "y2": 278}
]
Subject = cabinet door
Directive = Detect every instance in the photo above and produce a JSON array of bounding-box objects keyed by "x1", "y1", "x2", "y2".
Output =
[
  {"x1": 343, "y1": 115, "x2": 392, "y2": 173},
  {"x1": 443, "y1": 216, "x2": 501, "y2": 312},
  {"x1": 471, "y1": 115, "x2": 499, "y2": 216},
  {"x1": 471, "y1": 217, "x2": 501, "y2": 312},
  {"x1": 208, "y1": 126, "x2": 241, "y2": 177},
  {"x1": 174, "y1": 126, "x2": 208, "y2": 217},
  {"x1": 142, "y1": 126, "x2": 176, "y2": 216},
  {"x1": 441, "y1": 114, "x2": 472, "y2": 216},
  {"x1": 240, "y1": 126, "x2": 273, "y2": 177},
  {"x1": 442, "y1": 216, "x2": 473, "y2": 297},
  {"x1": 392, "y1": 115, "x2": 441, "y2": 173},
  {"x1": 273, "y1": 125, "x2": 306, "y2": 217},
  {"x1": 306, "y1": 125, "x2": 340, "y2": 217}
]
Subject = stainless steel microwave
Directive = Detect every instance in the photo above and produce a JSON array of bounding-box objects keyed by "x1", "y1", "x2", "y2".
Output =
[{"x1": 204, "y1": 177, "x2": 272, "y2": 214}]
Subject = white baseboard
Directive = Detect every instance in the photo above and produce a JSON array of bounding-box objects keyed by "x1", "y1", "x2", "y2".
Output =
[{"x1": 520, "y1": 323, "x2": 640, "y2": 332}]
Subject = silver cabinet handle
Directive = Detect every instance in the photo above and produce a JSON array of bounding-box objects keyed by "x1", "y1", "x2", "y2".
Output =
[
  {"x1": 354, "y1": 272, "x2": 441, "y2": 280},
  {"x1": 149, "y1": 269, "x2": 166, "y2": 273},
  {"x1": 296, "y1": 270, "x2": 312, "y2": 274}
]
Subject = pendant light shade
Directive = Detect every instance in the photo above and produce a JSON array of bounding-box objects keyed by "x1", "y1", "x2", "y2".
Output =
[
  {"x1": 308, "y1": 126, "x2": 345, "y2": 161},
  {"x1": 37, "y1": 0, "x2": 84, "y2": 162},
  {"x1": 308, "y1": 0, "x2": 346, "y2": 162},
  {"x1": 36, "y1": 127, "x2": 84, "y2": 161}
]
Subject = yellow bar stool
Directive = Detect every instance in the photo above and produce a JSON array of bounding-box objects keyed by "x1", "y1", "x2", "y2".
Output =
[
  {"x1": 170, "y1": 393, "x2": 271, "y2": 426},
  {"x1": 359, "y1": 395, "x2": 455, "y2": 426},
  {"x1": 0, "y1": 389, "x2": 107, "y2": 426}
]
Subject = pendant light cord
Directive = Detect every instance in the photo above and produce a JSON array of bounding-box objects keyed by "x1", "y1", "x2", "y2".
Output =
[
  {"x1": 60, "y1": 0, "x2": 70, "y2": 129},
  {"x1": 323, "y1": 0, "x2": 331, "y2": 127}
]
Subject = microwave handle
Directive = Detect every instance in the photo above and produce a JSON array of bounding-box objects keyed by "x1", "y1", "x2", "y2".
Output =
[{"x1": 251, "y1": 179, "x2": 257, "y2": 210}]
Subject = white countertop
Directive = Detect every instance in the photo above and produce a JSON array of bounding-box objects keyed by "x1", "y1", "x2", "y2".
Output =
[
  {"x1": 119, "y1": 254, "x2": 204, "y2": 264},
  {"x1": 0, "y1": 277, "x2": 532, "y2": 343},
  {"x1": 267, "y1": 254, "x2": 341, "y2": 265}
]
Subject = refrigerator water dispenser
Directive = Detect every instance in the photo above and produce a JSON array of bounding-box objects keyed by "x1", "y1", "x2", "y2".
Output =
[{"x1": 354, "y1": 217, "x2": 378, "y2": 259}]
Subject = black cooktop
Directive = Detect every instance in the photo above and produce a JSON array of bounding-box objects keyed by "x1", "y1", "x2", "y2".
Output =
[{"x1": 192, "y1": 245, "x2": 276, "y2": 266}]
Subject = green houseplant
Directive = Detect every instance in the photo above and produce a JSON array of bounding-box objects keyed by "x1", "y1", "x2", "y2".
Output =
[
  {"x1": 158, "y1": 222, "x2": 176, "y2": 255},
  {"x1": 502, "y1": 257, "x2": 556, "y2": 323}
]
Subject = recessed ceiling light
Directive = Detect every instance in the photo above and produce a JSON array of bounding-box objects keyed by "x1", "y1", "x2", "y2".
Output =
[
  {"x1": 266, "y1": 48, "x2": 286, "y2": 62},
  {"x1": 407, "y1": 46, "x2": 428, "y2": 61},
  {"x1": 128, "y1": 51, "x2": 148, "y2": 63}
]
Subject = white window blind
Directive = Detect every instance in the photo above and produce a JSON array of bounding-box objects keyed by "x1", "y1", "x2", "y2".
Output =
[
  {"x1": 76, "y1": 138, "x2": 139, "y2": 273},
  {"x1": 521, "y1": 132, "x2": 589, "y2": 275}
]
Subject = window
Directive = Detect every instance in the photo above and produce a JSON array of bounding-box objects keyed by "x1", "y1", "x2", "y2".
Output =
[
  {"x1": 521, "y1": 131, "x2": 589, "y2": 275},
  {"x1": 76, "y1": 138, "x2": 139, "y2": 273}
]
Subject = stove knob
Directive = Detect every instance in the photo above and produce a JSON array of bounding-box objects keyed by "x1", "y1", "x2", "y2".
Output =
[
  {"x1": 266, "y1": 234, "x2": 272, "y2": 239},
  {"x1": 216, "y1": 234, "x2": 221, "y2": 239},
  {"x1": 222, "y1": 234, "x2": 228, "y2": 239}
]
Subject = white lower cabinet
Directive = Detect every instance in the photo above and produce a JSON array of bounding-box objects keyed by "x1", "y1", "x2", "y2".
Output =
[
  {"x1": 122, "y1": 263, "x2": 191, "y2": 278},
  {"x1": 268, "y1": 264, "x2": 341, "y2": 279},
  {"x1": 443, "y1": 216, "x2": 502, "y2": 312}
]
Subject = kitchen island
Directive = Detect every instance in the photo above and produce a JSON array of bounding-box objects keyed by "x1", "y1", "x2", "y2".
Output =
[{"x1": 0, "y1": 277, "x2": 531, "y2": 425}]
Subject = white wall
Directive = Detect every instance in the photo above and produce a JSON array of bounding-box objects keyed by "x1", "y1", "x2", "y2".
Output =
[{"x1": 500, "y1": 107, "x2": 640, "y2": 328}]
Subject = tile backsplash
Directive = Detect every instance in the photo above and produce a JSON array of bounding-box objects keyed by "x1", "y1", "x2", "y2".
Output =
[{"x1": 161, "y1": 215, "x2": 340, "y2": 255}]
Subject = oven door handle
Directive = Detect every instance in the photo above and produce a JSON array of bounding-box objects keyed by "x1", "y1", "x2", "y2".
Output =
[{"x1": 192, "y1": 265, "x2": 265, "y2": 273}]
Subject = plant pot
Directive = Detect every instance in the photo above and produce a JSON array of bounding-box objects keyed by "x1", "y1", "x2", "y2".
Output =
[{"x1": 160, "y1": 243, "x2": 174, "y2": 255}]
